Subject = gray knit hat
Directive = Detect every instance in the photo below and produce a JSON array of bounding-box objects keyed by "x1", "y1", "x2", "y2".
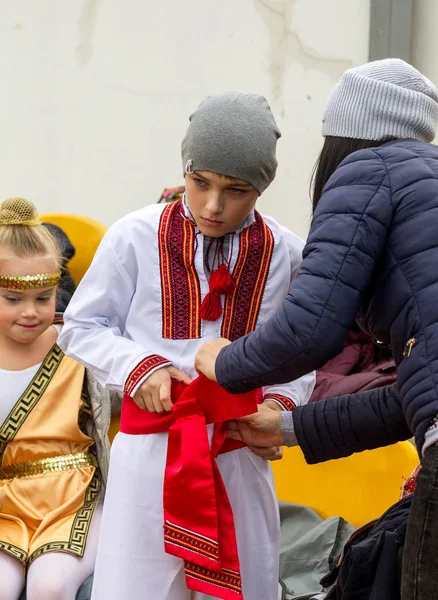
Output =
[
  {"x1": 322, "y1": 58, "x2": 438, "y2": 142},
  {"x1": 181, "y1": 92, "x2": 281, "y2": 194}
]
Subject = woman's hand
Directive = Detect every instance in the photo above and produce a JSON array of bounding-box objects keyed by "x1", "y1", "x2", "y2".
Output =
[
  {"x1": 227, "y1": 401, "x2": 285, "y2": 448},
  {"x1": 133, "y1": 366, "x2": 192, "y2": 413},
  {"x1": 194, "y1": 338, "x2": 231, "y2": 381}
]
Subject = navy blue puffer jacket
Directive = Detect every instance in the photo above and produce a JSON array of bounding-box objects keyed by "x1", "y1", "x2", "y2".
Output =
[
  {"x1": 292, "y1": 384, "x2": 412, "y2": 464},
  {"x1": 216, "y1": 139, "x2": 438, "y2": 451}
]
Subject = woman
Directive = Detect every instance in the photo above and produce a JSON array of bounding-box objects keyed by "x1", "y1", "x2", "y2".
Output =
[{"x1": 195, "y1": 58, "x2": 438, "y2": 600}]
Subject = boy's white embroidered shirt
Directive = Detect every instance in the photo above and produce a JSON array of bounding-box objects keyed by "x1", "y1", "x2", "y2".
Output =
[{"x1": 58, "y1": 202, "x2": 315, "y2": 406}]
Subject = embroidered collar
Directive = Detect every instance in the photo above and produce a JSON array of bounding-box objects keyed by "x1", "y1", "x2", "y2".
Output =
[{"x1": 181, "y1": 194, "x2": 256, "y2": 235}]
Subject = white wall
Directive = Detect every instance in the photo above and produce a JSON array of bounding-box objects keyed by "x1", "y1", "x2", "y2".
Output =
[{"x1": 0, "y1": 0, "x2": 370, "y2": 239}]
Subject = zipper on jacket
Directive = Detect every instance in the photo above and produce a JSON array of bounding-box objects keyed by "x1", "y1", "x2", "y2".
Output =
[{"x1": 403, "y1": 338, "x2": 416, "y2": 358}]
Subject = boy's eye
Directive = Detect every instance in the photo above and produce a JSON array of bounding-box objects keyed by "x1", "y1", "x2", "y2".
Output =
[
  {"x1": 194, "y1": 178, "x2": 206, "y2": 187},
  {"x1": 37, "y1": 296, "x2": 51, "y2": 303},
  {"x1": 229, "y1": 188, "x2": 244, "y2": 195},
  {"x1": 5, "y1": 296, "x2": 20, "y2": 303}
]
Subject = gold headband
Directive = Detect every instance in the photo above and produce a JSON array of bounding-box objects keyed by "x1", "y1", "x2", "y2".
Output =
[{"x1": 0, "y1": 271, "x2": 61, "y2": 290}]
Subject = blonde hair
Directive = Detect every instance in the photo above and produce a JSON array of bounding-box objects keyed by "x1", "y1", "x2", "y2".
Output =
[{"x1": 0, "y1": 198, "x2": 62, "y2": 269}]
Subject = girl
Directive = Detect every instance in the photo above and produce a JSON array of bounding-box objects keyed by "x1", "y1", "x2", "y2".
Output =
[{"x1": 0, "y1": 197, "x2": 113, "y2": 600}]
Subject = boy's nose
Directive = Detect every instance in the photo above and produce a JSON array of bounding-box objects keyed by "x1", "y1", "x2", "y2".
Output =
[{"x1": 205, "y1": 193, "x2": 223, "y2": 214}]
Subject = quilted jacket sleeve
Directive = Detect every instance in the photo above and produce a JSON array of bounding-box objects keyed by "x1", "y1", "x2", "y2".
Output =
[
  {"x1": 292, "y1": 384, "x2": 412, "y2": 464},
  {"x1": 216, "y1": 149, "x2": 394, "y2": 392}
]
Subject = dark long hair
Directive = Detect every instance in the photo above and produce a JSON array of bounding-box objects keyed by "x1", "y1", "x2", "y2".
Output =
[
  {"x1": 311, "y1": 136, "x2": 396, "y2": 361},
  {"x1": 310, "y1": 136, "x2": 394, "y2": 213}
]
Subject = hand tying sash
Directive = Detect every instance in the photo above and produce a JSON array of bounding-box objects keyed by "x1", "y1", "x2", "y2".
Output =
[{"x1": 120, "y1": 375, "x2": 261, "y2": 600}]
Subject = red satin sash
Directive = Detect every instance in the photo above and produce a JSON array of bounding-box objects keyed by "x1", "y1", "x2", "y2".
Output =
[{"x1": 120, "y1": 375, "x2": 261, "y2": 600}]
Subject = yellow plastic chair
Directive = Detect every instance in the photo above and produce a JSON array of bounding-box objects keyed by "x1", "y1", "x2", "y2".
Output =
[
  {"x1": 41, "y1": 213, "x2": 107, "y2": 285},
  {"x1": 41, "y1": 213, "x2": 123, "y2": 439},
  {"x1": 108, "y1": 416, "x2": 121, "y2": 444},
  {"x1": 271, "y1": 441, "x2": 419, "y2": 527}
]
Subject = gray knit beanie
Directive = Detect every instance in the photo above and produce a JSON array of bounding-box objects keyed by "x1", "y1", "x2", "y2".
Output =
[
  {"x1": 322, "y1": 58, "x2": 438, "y2": 142},
  {"x1": 181, "y1": 92, "x2": 281, "y2": 194}
]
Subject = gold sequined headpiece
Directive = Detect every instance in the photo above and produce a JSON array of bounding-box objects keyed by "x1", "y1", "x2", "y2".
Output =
[
  {"x1": 0, "y1": 197, "x2": 41, "y2": 226},
  {"x1": 0, "y1": 197, "x2": 61, "y2": 289},
  {"x1": 0, "y1": 272, "x2": 61, "y2": 290}
]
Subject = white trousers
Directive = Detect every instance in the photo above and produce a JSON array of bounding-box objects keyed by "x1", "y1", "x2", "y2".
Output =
[{"x1": 91, "y1": 432, "x2": 280, "y2": 600}]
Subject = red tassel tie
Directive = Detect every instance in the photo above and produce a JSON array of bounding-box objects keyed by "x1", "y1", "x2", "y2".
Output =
[
  {"x1": 200, "y1": 264, "x2": 235, "y2": 322},
  {"x1": 210, "y1": 264, "x2": 235, "y2": 295}
]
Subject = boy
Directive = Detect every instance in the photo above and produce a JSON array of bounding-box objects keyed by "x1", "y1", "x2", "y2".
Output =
[{"x1": 58, "y1": 92, "x2": 315, "y2": 600}]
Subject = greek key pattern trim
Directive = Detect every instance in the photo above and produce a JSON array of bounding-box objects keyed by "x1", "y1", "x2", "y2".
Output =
[
  {"x1": 27, "y1": 469, "x2": 100, "y2": 567},
  {"x1": 0, "y1": 345, "x2": 64, "y2": 463},
  {"x1": 0, "y1": 541, "x2": 27, "y2": 565}
]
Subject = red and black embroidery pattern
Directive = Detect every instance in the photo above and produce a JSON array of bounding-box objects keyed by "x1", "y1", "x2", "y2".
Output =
[
  {"x1": 159, "y1": 203, "x2": 274, "y2": 342},
  {"x1": 125, "y1": 354, "x2": 170, "y2": 396},
  {"x1": 164, "y1": 521, "x2": 219, "y2": 561},
  {"x1": 185, "y1": 562, "x2": 242, "y2": 596},
  {"x1": 264, "y1": 394, "x2": 296, "y2": 411},
  {"x1": 159, "y1": 202, "x2": 201, "y2": 340},
  {"x1": 222, "y1": 212, "x2": 274, "y2": 341}
]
